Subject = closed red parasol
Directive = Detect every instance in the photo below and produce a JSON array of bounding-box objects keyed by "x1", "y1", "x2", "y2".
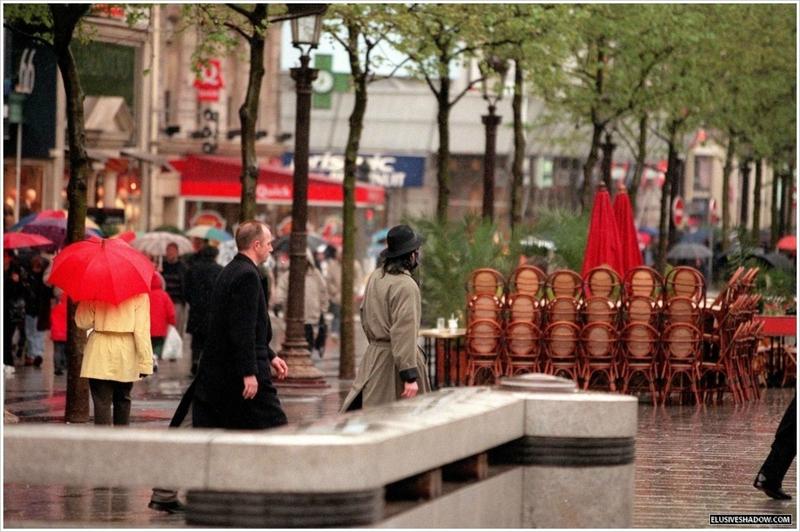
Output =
[
  {"x1": 612, "y1": 184, "x2": 643, "y2": 274},
  {"x1": 582, "y1": 183, "x2": 623, "y2": 277},
  {"x1": 48, "y1": 236, "x2": 155, "y2": 305}
]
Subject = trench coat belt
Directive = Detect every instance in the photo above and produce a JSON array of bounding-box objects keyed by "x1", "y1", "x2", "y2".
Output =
[{"x1": 368, "y1": 339, "x2": 391, "y2": 347}]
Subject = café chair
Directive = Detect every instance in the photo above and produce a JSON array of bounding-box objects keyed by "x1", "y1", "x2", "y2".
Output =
[
  {"x1": 580, "y1": 322, "x2": 619, "y2": 392},
  {"x1": 660, "y1": 323, "x2": 703, "y2": 406},
  {"x1": 542, "y1": 321, "x2": 582, "y2": 383},
  {"x1": 465, "y1": 318, "x2": 504, "y2": 385},
  {"x1": 547, "y1": 269, "x2": 583, "y2": 300},
  {"x1": 619, "y1": 322, "x2": 661, "y2": 405},
  {"x1": 505, "y1": 320, "x2": 542, "y2": 376}
]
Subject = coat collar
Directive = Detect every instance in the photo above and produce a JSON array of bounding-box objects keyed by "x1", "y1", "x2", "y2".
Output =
[{"x1": 233, "y1": 253, "x2": 258, "y2": 270}]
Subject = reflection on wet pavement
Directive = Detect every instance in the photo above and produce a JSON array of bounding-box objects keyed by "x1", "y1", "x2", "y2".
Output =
[{"x1": 3, "y1": 325, "x2": 797, "y2": 527}]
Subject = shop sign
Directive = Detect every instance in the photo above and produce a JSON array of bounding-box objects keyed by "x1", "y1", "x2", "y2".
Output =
[
  {"x1": 193, "y1": 59, "x2": 224, "y2": 102},
  {"x1": 281, "y1": 151, "x2": 425, "y2": 188},
  {"x1": 190, "y1": 209, "x2": 226, "y2": 229}
]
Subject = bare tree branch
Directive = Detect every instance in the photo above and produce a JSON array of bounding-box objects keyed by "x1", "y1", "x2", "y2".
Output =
[
  {"x1": 225, "y1": 3, "x2": 255, "y2": 24},
  {"x1": 451, "y1": 76, "x2": 485, "y2": 107}
]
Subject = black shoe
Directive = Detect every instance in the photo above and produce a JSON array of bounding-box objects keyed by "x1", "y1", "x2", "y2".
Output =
[
  {"x1": 754, "y1": 473, "x2": 792, "y2": 500},
  {"x1": 54, "y1": 369, "x2": 64, "y2": 376},
  {"x1": 33, "y1": 356, "x2": 43, "y2": 368},
  {"x1": 148, "y1": 500, "x2": 186, "y2": 513}
]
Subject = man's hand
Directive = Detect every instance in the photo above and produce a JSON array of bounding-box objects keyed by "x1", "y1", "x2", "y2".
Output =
[
  {"x1": 271, "y1": 356, "x2": 288, "y2": 380},
  {"x1": 400, "y1": 381, "x2": 418, "y2": 399},
  {"x1": 242, "y1": 375, "x2": 258, "y2": 399}
]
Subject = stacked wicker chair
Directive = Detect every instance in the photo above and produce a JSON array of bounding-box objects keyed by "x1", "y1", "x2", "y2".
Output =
[
  {"x1": 619, "y1": 267, "x2": 664, "y2": 404},
  {"x1": 541, "y1": 269, "x2": 583, "y2": 382},
  {"x1": 464, "y1": 269, "x2": 506, "y2": 385},
  {"x1": 504, "y1": 266, "x2": 546, "y2": 376},
  {"x1": 579, "y1": 267, "x2": 622, "y2": 391}
]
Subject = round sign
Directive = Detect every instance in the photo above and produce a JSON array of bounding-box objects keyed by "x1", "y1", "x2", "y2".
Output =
[
  {"x1": 672, "y1": 196, "x2": 685, "y2": 227},
  {"x1": 313, "y1": 70, "x2": 334, "y2": 93}
]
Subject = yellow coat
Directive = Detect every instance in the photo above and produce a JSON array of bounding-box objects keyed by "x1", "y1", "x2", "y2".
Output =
[{"x1": 75, "y1": 293, "x2": 153, "y2": 382}]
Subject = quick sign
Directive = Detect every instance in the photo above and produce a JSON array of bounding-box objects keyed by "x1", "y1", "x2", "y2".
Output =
[
  {"x1": 194, "y1": 59, "x2": 224, "y2": 102},
  {"x1": 281, "y1": 151, "x2": 425, "y2": 188}
]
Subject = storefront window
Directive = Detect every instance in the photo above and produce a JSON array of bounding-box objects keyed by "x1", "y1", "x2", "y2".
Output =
[{"x1": 3, "y1": 161, "x2": 43, "y2": 223}]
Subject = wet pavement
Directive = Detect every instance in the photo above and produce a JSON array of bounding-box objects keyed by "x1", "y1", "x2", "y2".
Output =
[{"x1": 3, "y1": 319, "x2": 797, "y2": 528}]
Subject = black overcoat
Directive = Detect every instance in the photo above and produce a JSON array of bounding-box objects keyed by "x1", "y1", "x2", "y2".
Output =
[
  {"x1": 192, "y1": 253, "x2": 287, "y2": 429},
  {"x1": 184, "y1": 247, "x2": 223, "y2": 335}
]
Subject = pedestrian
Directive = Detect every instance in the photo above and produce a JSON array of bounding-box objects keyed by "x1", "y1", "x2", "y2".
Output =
[
  {"x1": 50, "y1": 289, "x2": 67, "y2": 376},
  {"x1": 274, "y1": 248, "x2": 329, "y2": 357},
  {"x1": 160, "y1": 242, "x2": 187, "y2": 336},
  {"x1": 323, "y1": 246, "x2": 342, "y2": 337},
  {"x1": 340, "y1": 224, "x2": 430, "y2": 412},
  {"x1": 75, "y1": 292, "x2": 154, "y2": 425},
  {"x1": 192, "y1": 220, "x2": 289, "y2": 429},
  {"x1": 184, "y1": 244, "x2": 223, "y2": 376},
  {"x1": 754, "y1": 395, "x2": 796, "y2": 500},
  {"x1": 4, "y1": 256, "x2": 27, "y2": 374},
  {"x1": 148, "y1": 272, "x2": 176, "y2": 372},
  {"x1": 23, "y1": 255, "x2": 53, "y2": 368}
]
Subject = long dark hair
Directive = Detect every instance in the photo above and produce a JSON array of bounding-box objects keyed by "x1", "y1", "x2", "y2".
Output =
[{"x1": 380, "y1": 250, "x2": 416, "y2": 276}]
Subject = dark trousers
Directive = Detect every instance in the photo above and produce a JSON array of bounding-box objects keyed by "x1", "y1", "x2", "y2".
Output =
[
  {"x1": 190, "y1": 330, "x2": 206, "y2": 374},
  {"x1": 759, "y1": 395, "x2": 797, "y2": 484},
  {"x1": 4, "y1": 321, "x2": 25, "y2": 365},
  {"x1": 89, "y1": 379, "x2": 134, "y2": 426}
]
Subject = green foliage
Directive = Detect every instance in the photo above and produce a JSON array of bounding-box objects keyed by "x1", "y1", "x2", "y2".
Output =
[
  {"x1": 526, "y1": 208, "x2": 590, "y2": 271},
  {"x1": 411, "y1": 215, "x2": 522, "y2": 326}
]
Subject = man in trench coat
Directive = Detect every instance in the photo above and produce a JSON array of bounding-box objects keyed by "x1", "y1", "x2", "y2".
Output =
[{"x1": 340, "y1": 224, "x2": 430, "y2": 412}]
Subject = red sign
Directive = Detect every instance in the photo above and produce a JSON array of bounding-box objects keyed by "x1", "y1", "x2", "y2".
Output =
[
  {"x1": 175, "y1": 155, "x2": 385, "y2": 207},
  {"x1": 193, "y1": 60, "x2": 224, "y2": 102},
  {"x1": 672, "y1": 196, "x2": 685, "y2": 227}
]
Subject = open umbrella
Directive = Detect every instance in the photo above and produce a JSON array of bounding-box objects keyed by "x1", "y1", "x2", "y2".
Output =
[
  {"x1": 3, "y1": 232, "x2": 53, "y2": 250},
  {"x1": 20, "y1": 217, "x2": 103, "y2": 249},
  {"x1": 581, "y1": 183, "x2": 623, "y2": 277},
  {"x1": 112, "y1": 230, "x2": 139, "y2": 243},
  {"x1": 131, "y1": 231, "x2": 194, "y2": 256},
  {"x1": 49, "y1": 236, "x2": 155, "y2": 305},
  {"x1": 11, "y1": 209, "x2": 101, "y2": 232},
  {"x1": 272, "y1": 233, "x2": 327, "y2": 254},
  {"x1": 777, "y1": 235, "x2": 796, "y2": 252},
  {"x1": 667, "y1": 242, "x2": 712, "y2": 261},
  {"x1": 185, "y1": 225, "x2": 233, "y2": 242},
  {"x1": 612, "y1": 185, "x2": 643, "y2": 274}
]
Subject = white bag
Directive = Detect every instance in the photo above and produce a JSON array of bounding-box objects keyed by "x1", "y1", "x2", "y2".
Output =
[{"x1": 162, "y1": 325, "x2": 183, "y2": 361}]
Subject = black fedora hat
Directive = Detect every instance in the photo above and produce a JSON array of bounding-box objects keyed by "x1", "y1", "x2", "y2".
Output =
[{"x1": 383, "y1": 224, "x2": 423, "y2": 259}]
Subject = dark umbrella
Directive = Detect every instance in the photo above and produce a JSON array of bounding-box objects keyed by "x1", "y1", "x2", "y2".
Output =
[
  {"x1": 612, "y1": 185, "x2": 643, "y2": 274},
  {"x1": 754, "y1": 251, "x2": 795, "y2": 271},
  {"x1": 272, "y1": 233, "x2": 327, "y2": 254},
  {"x1": 581, "y1": 183, "x2": 623, "y2": 276},
  {"x1": 679, "y1": 227, "x2": 711, "y2": 245},
  {"x1": 667, "y1": 243, "x2": 712, "y2": 261}
]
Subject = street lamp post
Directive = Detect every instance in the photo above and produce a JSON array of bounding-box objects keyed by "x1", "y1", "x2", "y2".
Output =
[
  {"x1": 279, "y1": 10, "x2": 328, "y2": 387},
  {"x1": 480, "y1": 57, "x2": 508, "y2": 223}
]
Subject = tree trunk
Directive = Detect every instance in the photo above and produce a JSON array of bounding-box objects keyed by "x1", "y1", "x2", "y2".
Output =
[
  {"x1": 510, "y1": 60, "x2": 525, "y2": 229},
  {"x1": 739, "y1": 158, "x2": 751, "y2": 230},
  {"x1": 771, "y1": 166, "x2": 782, "y2": 247},
  {"x1": 435, "y1": 76, "x2": 451, "y2": 224},
  {"x1": 339, "y1": 25, "x2": 368, "y2": 381},
  {"x1": 782, "y1": 170, "x2": 793, "y2": 236},
  {"x1": 237, "y1": 6, "x2": 267, "y2": 223},
  {"x1": 721, "y1": 134, "x2": 736, "y2": 252},
  {"x1": 581, "y1": 121, "x2": 604, "y2": 212},
  {"x1": 629, "y1": 113, "x2": 648, "y2": 212},
  {"x1": 667, "y1": 148, "x2": 681, "y2": 249},
  {"x1": 600, "y1": 132, "x2": 615, "y2": 191},
  {"x1": 52, "y1": 4, "x2": 91, "y2": 423},
  {"x1": 751, "y1": 158, "x2": 762, "y2": 244}
]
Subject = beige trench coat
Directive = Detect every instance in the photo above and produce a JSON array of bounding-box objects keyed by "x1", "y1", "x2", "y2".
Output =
[
  {"x1": 75, "y1": 293, "x2": 154, "y2": 382},
  {"x1": 275, "y1": 266, "x2": 329, "y2": 325},
  {"x1": 340, "y1": 268, "x2": 430, "y2": 412}
]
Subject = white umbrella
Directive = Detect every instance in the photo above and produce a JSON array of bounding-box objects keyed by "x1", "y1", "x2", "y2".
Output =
[{"x1": 131, "y1": 231, "x2": 194, "y2": 256}]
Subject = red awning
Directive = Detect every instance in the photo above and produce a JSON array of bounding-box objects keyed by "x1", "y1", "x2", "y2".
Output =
[{"x1": 173, "y1": 155, "x2": 385, "y2": 207}]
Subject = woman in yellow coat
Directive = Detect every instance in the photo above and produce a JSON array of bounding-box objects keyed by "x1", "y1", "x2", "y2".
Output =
[{"x1": 76, "y1": 292, "x2": 154, "y2": 425}]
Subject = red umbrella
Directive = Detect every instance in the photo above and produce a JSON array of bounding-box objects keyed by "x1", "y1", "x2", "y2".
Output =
[
  {"x1": 48, "y1": 236, "x2": 155, "y2": 305},
  {"x1": 581, "y1": 183, "x2": 623, "y2": 277},
  {"x1": 3, "y1": 232, "x2": 53, "y2": 250},
  {"x1": 777, "y1": 235, "x2": 796, "y2": 252},
  {"x1": 113, "y1": 230, "x2": 138, "y2": 243},
  {"x1": 612, "y1": 184, "x2": 643, "y2": 274}
]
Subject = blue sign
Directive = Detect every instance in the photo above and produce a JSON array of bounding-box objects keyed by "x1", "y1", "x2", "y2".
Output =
[{"x1": 281, "y1": 151, "x2": 425, "y2": 188}]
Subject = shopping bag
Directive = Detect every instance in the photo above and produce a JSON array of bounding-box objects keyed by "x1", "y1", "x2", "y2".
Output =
[{"x1": 162, "y1": 325, "x2": 183, "y2": 360}]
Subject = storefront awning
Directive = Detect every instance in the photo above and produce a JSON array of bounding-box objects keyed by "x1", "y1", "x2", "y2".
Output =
[{"x1": 173, "y1": 155, "x2": 385, "y2": 207}]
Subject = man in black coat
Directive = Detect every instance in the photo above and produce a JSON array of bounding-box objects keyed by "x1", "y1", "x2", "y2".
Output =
[
  {"x1": 754, "y1": 395, "x2": 796, "y2": 500},
  {"x1": 184, "y1": 245, "x2": 223, "y2": 376},
  {"x1": 192, "y1": 221, "x2": 289, "y2": 429}
]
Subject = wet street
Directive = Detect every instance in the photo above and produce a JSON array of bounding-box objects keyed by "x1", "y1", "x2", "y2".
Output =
[{"x1": 3, "y1": 323, "x2": 797, "y2": 528}]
